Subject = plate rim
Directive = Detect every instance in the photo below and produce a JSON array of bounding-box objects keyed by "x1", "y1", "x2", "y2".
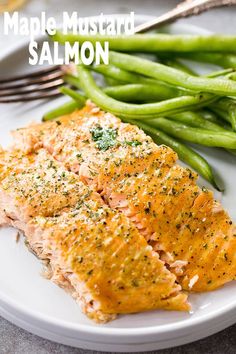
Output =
[
  {"x1": 0, "y1": 285, "x2": 235, "y2": 339},
  {"x1": 0, "y1": 14, "x2": 235, "y2": 346}
]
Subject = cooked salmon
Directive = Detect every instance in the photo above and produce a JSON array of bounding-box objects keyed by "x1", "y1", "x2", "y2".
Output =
[
  {"x1": 0, "y1": 147, "x2": 189, "y2": 322},
  {"x1": 12, "y1": 103, "x2": 177, "y2": 187},
  {"x1": 0, "y1": 149, "x2": 91, "y2": 222},
  {"x1": 13, "y1": 102, "x2": 236, "y2": 292}
]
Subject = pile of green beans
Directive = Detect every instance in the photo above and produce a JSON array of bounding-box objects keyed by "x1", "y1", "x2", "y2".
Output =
[
  {"x1": 108, "y1": 52, "x2": 236, "y2": 96},
  {"x1": 147, "y1": 118, "x2": 236, "y2": 149},
  {"x1": 77, "y1": 67, "x2": 216, "y2": 119},
  {"x1": 43, "y1": 31, "x2": 236, "y2": 190},
  {"x1": 90, "y1": 64, "x2": 187, "y2": 97}
]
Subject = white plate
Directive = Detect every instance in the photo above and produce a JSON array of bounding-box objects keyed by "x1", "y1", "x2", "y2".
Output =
[{"x1": 0, "y1": 15, "x2": 235, "y2": 352}]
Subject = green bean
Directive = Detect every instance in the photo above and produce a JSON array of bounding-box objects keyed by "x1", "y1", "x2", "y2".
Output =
[
  {"x1": 160, "y1": 58, "x2": 197, "y2": 75},
  {"x1": 42, "y1": 87, "x2": 86, "y2": 121},
  {"x1": 103, "y1": 84, "x2": 174, "y2": 102},
  {"x1": 199, "y1": 110, "x2": 234, "y2": 128},
  {"x1": 210, "y1": 106, "x2": 233, "y2": 124},
  {"x1": 209, "y1": 98, "x2": 236, "y2": 131},
  {"x1": 125, "y1": 119, "x2": 220, "y2": 190},
  {"x1": 91, "y1": 63, "x2": 230, "y2": 95},
  {"x1": 155, "y1": 61, "x2": 236, "y2": 130},
  {"x1": 75, "y1": 65, "x2": 171, "y2": 93},
  {"x1": 158, "y1": 53, "x2": 235, "y2": 76},
  {"x1": 43, "y1": 100, "x2": 82, "y2": 121},
  {"x1": 76, "y1": 66, "x2": 214, "y2": 119},
  {"x1": 199, "y1": 110, "x2": 223, "y2": 124},
  {"x1": 166, "y1": 57, "x2": 236, "y2": 131},
  {"x1": 147, "y1": 118, "x2": 236, "y2": 149},
  {"x1": 109, "y1": 52, "x2": 236, "y2": 96},
  {"x1": 205, "y1": 68, "x2": 235, "y2": 78},
  {"x1": 104, "y1": 85, "x2": 236, "y2": 123},
  {"x1": 64, "y1": 76, "x2": 232, "y2": 131},
  {"x1": 170, "y1": 111, "x2": 227, "y2": 132},
  {"x1": 91, "y1": 64, "x2": 151, "y2": 84},
  {"x1": 104, "y1": 77, "x2": 124, "y2": 86},
  {"x1": 60, "y1": 87, "x2": 86, "y2": 105},
  {"x1": 51, "y1": 31, "x2": 236, "y2": 53},
  {"x1": 170, "y1": 52, "x2": 236, "y2": 69},
  {"x1": 90, "y1": 64, "x2": 186, "y2": 97},
  {"x1": 160, "y1": 59, "x2": 236, "y2": 130},
  {"x1": 228, "y1": 73, "x2": 236, "y2": 81},
  {"x1": 91, "y1": 65, "x2": 233, "y2": 102},
  {"x1": 66, "y1": 73, "x2": 173, "y2": 103},
  {"x1": 158, "y1": 54, "x2": 234, "y2": 78},
  {"x1": 170, "y1": 111, "x2": 236, "y2": 156},
  {"x1": 64, "y1": 74, "x2": 82, "y2": 88}
]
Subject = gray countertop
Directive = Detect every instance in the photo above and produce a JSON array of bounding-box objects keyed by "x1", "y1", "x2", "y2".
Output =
[
  {"x1": 0, "y1": 318, "x2": 235, "y2": 354},
  {"x1": 0, "y1": 1, "x2": 236, "y2": 353}
]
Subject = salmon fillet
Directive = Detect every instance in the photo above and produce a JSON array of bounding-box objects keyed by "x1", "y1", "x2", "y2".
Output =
[
  {"x1": 0, "y1": 149, "x2": 91, "y2": 223},
  {"x1": 13, "y1": 102, "x2": 236, "y2": 292},
  {"x1": 12, "y1": 103, "x2": 177, "y2": 187},
  {"x1": 0, "y1": 148, "x2": 189, "y2": 322}
]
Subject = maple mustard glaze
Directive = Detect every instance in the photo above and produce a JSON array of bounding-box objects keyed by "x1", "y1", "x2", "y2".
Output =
[
  {"x1": 12, "y1": 102, "x2": 236, "y2": 294},
  {"x1": 0, "y1": 147, "x2": 189, "y2": 322},
  {"x1": 36, "y1": 201, "x2": 188, "y2": 314}
]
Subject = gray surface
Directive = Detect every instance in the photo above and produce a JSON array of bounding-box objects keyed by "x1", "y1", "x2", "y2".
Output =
[
  {"x1": 0, "y1": 318, "x2": 235, "y2": 353},
  {"x1": 0, "y1": 0, "x2": 236, "y2": 353}
]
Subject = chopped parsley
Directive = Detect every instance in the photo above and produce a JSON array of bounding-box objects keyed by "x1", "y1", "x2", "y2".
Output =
[
  {"x1": 125, "y1": 140, "x2": 142, "y2": 147},
  {"x1": 202, "y1": 186, "x2": 208, "y2": 193},
  {"x1": 90, "y1": 126, "x2": 118, "y2": 151},
  {"x1": 144, "y1": 201, "x2": 151, "y2": 214},
  {"x1": 77, "y1": 256, "x2": 83, "y2": 263}
]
